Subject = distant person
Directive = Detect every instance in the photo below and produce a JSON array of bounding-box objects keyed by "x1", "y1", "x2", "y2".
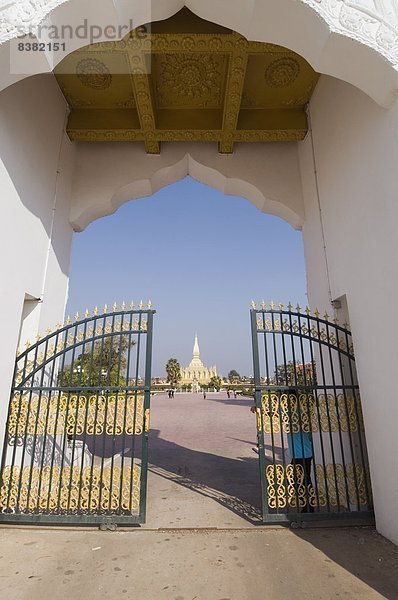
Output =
[
  {"x1": 285, "y1": 388, "x2": 315, "y2": 513},
  {"x1": 234, "y1": 391, "x2": 237, "y2": 399},
  {"x1": 227, "y1": 390, "x2": 230, "y2": 399},
  {"x1": 203, "y1": 390, "x2": 206, "y2": 399}
]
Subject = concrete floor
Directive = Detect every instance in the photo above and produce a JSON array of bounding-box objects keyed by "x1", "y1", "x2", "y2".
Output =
[
  {"x1": 0, "y1": 527, "x2": 398, "y2": 599},
  {"x1": 1, "y1": 392, "x2": 398, "y2": 599}
]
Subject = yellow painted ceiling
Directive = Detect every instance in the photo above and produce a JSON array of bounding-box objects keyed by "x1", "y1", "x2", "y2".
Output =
[{"x1": 54, "y1": 8, "x2": 319, "y2": 153}]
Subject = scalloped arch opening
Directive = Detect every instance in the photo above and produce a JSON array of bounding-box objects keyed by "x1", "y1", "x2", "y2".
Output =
[{"x1": 70, "y1": 152, "x2": 304, "y2": 232}]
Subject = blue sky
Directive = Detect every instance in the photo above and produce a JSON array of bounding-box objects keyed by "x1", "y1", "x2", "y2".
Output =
[{"x1": 66, "y1": 177, "x2": 307, "y2": 377}]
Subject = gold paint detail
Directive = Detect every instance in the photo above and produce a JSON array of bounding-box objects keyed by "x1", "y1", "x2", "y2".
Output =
[
  {"x1": 265, "y1": 57, "x2": 300, "y2": 88},
  {"x1": 7, "y1": 394, "x2": 144, "y2": 437},
  {"x1": 144, "y1": 408, "x2": 150, "y2": 433},
  {"x1": 154, "y1": 53, "x2": 226, "y2": 108},
  {"x1": 219, "y1": 34, "x2": 249, "y2": 153},
  {"x1": 265, "y1": 463, "x2": 369, "y2": 509},
  {"x1": 256, "y1": 407, "x2": 263, "y2": 433},
  {"x1": 0, "y1": 465, "x2": 141, "y2": 512},
  {"x1": 260, "y1": 392, "x2": 363, "y2": 434},
  {"x1": 76, "y1": 58, "x2": 112, "y2": 90},
  {"x1": 259, "y1": 318, "x2": 352, "y2": 356},
  {"x1": 54, "y1": 11, "x2": 319, "y2": 151}
]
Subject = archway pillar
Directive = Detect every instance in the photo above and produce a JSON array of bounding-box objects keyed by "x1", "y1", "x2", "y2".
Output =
[
  {"x1": 0, "y1": 74, "x2": 75, "y2": 449},
  {"x1": 299, "y1": 75, "x2": 398, "y2": 544}
]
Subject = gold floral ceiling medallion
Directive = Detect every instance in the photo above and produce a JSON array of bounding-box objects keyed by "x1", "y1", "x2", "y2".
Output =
[{"x1": 54, "y1": 9, "x2": 320, "y2": 153}]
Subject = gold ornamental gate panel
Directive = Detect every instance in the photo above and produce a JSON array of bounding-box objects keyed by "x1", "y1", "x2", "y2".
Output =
[
  {"x1": 0, "y1": 303, "x2": 155, "y2": 526},
  {"x1": 250, "y1": 302, "x2": 374, "y2": 524}
]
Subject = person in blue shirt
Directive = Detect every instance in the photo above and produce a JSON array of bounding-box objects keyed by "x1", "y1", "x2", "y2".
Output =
[{"x1": 286, "y1": 388, "x2": 315, "y2": 513}]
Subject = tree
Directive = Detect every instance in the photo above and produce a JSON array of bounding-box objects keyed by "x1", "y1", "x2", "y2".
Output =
[
  {"x1": 208, "y1": 375, "x2": 223, "y2": 391},
  {"x1": 58, "y1": 336, "x2": 135, "y2": 389},
  {"x1": 165, "y1": 358, "x2": 181, "y2": 387},
  {"x1": 274, "y1": 360, "x2": 317, "y2": 387},
  {"x1": 228, "y1": 369, "x2": 240, "y2": 382}
]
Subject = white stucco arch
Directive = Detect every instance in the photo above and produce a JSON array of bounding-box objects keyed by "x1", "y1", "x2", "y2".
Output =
[
  {"x1": 0, "y1": 0, "x2": 398, "y2": 105},
  {"x1": 70, "y1": 143, "x2": 304, "y2": 232}
]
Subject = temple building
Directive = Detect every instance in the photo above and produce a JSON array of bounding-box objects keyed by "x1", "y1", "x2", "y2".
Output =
[{"x1": 180, "y1": 335, "x2": 217, "y2": 389}]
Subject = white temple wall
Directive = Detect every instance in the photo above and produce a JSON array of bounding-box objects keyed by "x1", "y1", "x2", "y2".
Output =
[
  {"x1": 299, "y1": 75, "x2": 398, "y2": 544},
  {"x1": 70, "y1": 141, "x2": 305, "y2": 232},
  {"x1": 0, "y1": 74, "x2": 75, "y2": 444}
]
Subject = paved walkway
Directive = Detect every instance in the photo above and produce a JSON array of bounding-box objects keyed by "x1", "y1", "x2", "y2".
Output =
[
  {"x1": 1, "y1": 392, "x2": 398, "y2": 599},
  {"x1": 0, "y1": 527, "x2": 397, "y2": 599},
  {"x1": 146, "y1": 392, "x2": 261, "y2": 528}
]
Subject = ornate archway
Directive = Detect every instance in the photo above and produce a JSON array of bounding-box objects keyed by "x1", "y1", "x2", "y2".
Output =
[{"x1": 1, "y1": 0, "x2": 397, "y2": 105}]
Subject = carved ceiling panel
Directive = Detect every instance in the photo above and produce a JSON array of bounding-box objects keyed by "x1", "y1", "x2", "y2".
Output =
[
  {"x1": 54, "y1": 9, "x2": 320, "y2": 153},
  {"x1": 153, "y1": 53, "x2": 228, "y2": 109}
]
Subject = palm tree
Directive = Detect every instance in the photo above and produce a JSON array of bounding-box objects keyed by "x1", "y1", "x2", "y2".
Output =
[{"x1": 165, "y1": 358, "x2": 181, "y2": 387}]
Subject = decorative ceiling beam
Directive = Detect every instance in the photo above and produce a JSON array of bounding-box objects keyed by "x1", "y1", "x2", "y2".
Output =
[
  {"x1": 219, "y1": 34, "x2": 249, "y2": 154},
  {"x1": 126, "y1": 48, "x2": 160, "y2": 154},
  {"x1": 67, "y1": 127, "x2": 306, "y2": 142},
  {"x1": 67, "y1": 130, "x2": 145, "y2": 142}
]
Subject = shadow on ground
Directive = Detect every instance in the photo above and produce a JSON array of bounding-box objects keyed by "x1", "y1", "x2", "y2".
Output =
[
  {"x1": 149, "y1": 428, "x2": 263, "y2": 524},
  {"x1": 292, "y1": 527, "x2": 398, "y2": 600},
  {"x1": 207, "y1": 396, "x2": 254, "y2": 407},
  {"x1": 147, "y1": 426, "x2": 398, "y2": 599}
]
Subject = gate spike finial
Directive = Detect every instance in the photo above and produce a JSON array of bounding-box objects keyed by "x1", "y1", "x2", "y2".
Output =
[
  {"x1": 305, "y1": 306, "x2": 310, "y2": 315},
  {"x1": 75, "y1": 312, "x2": 79, "y2": 322},
  {"x1": 287, "y1": 302, "x2": 293, "y2": 311},
  {"x1": 343, "y1": 320, "x2": 349, "y2": 329},
  {"x1": 147, "y1": 300, "x2": 152, "y2": 310},
  {"x1": 84, "y1": 309, "x2": 89, "y2": 318},
  {"x1": 16, "y1": 347, "x2": 21, "y2": 356},
  {"x1": 333, "y1": 316, "x2": 339, "y2": 325},
  {"x1": 251, "y1": 300, "x2": 256, "y2": 309},
  {"x1": 278, "y1": 302, "x2": 284, "y2": 310},
  {"x1": 113, "y1": 302, "x2": 118, "y2": 312},
  {"x1": 296, "y1": 303, "x2": 301, "y2": 312},
  {"x1": 56, "y1": 322, "x2": 62, "y2": 330},
  {"x1": 139, "y1": 300, "x2": 144, "y2": 310},
  {"x1": 260, "y1": 299, "x2": 266, "y2": 310},
  {"x1": 66, "y1": 315, "x2": 71, "y2": 325},
  {"x1": 314, "y1": 309, "x2": 320, "y2": 318},
  {"x1": 269, "y1": 300, "x2": 275, "y2": 310},
  {"x1": 130, "y1": 301, "x2": 134, "y2": 310},
  {"x1": 104, "y1": 304, "x2": 108, "y2": 314},
  {"x1": 46, "y1": 327, "x2": 52, "y2": 335},
  {"x1": 35, "y1": 334, "x2": 41, "y2": 342},
  {"x1": 324, "y1": 311, "x2": 329, "y2": 321},
  {"x1": 25, "y1": 340, "x2": 31, "y2": 349},
  {"x1": 93, "y1": 306, "x2": 98, "y2": 316},
  {"x1": 121, "y1": 301, "x2": 126, "y2": 311}
]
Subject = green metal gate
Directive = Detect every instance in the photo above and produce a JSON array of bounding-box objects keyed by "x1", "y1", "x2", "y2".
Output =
[
  {"x1": 0, "y1": 302, "x2": 155, "y2": 526},
  {"x1": 250, "y1": 301, "x2": 373, "y2": 524}
]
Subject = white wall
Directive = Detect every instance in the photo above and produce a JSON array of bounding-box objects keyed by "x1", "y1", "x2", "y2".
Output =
[
  {"x1": 0, "y1": 74, "x2": 75, "y2": 443},
  {"x1": 300, "y1": 75, "x2": 398, "y2": 544},
  {"x1": 70, "y1": 141, "x2": 304, "y2": 231}
]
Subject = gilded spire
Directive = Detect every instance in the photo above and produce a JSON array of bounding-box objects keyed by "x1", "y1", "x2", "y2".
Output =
[{"x1": 193, "y1": 334, "x2": 200, "y2": 359}]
